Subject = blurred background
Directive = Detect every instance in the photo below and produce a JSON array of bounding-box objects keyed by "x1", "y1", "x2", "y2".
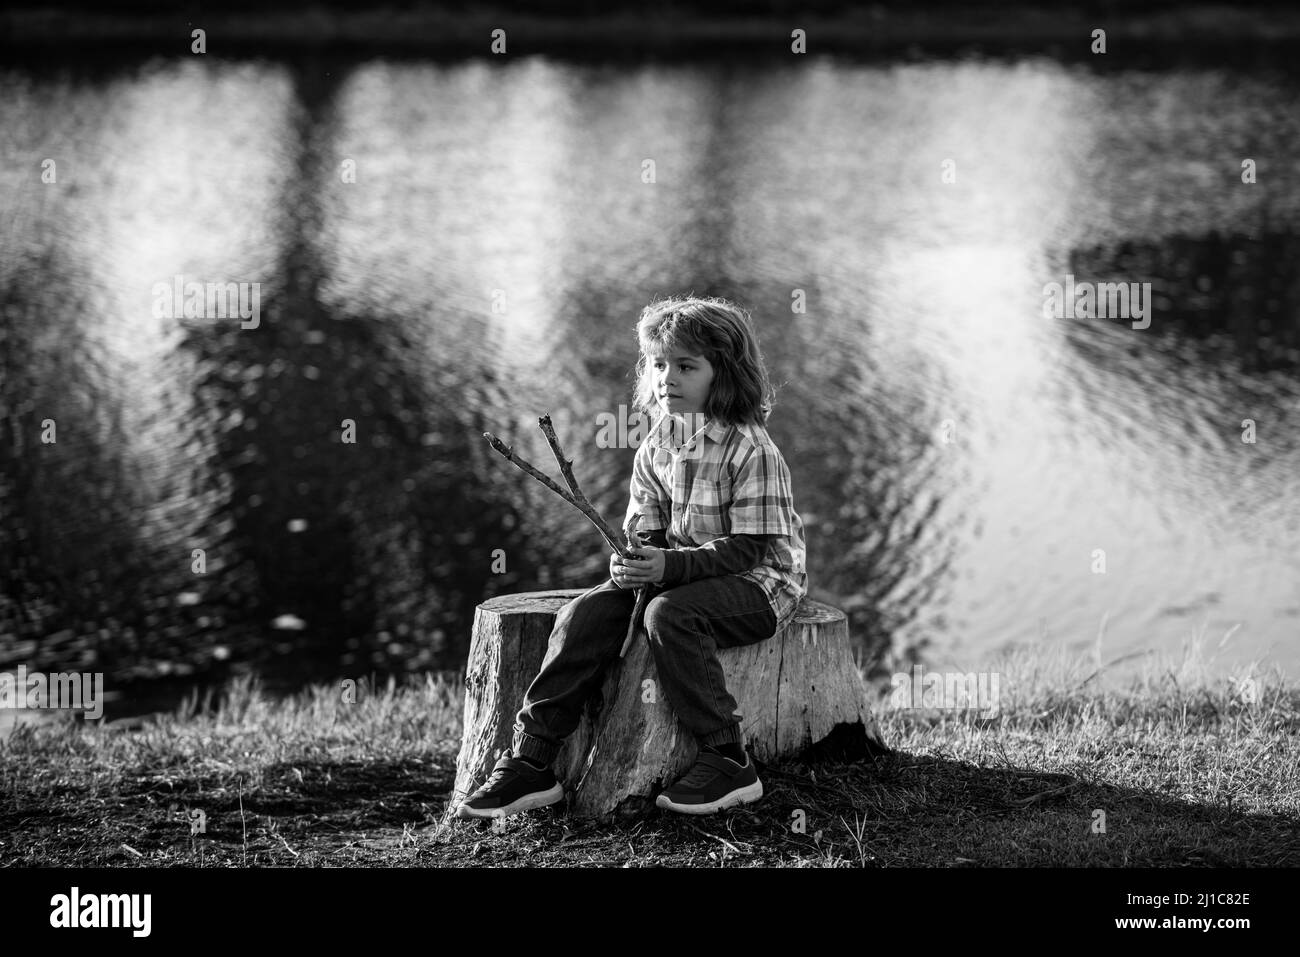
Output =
[{"x1": 2, "y1": 1, "x2": 1298, "y2": 723}]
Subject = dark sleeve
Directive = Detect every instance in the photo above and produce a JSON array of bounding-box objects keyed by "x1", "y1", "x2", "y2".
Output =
[
  {"x1": 635, "y1": 527, "x2": 672, "y2": 550},
  {"x1": 654, "y1": 534, "x2": 773, "y2": 586}
]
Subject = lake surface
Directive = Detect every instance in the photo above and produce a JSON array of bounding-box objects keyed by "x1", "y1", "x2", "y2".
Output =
[{"x1": 2, "y1": 50, "x2": 1298, "y2": 721}]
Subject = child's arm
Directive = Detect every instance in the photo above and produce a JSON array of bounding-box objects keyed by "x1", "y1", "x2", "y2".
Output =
[
  {"x1": 724, "y1": 443, "x2": 798, "y2": 539},
  {"x1": 634, "y1": 440, "x2": 798, "y2": 585},
  {"x1": 656, "y1": 533, "x2": 772, "y2": 584},
  {"x1": 618, "y1": 530, "x2": 773, "y2": 588},
  {"x1": 622, "y1": 441, "x2": 669, "y2": 542}
]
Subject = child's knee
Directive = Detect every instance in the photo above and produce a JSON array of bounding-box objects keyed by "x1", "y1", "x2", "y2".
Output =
[{"x1": 644, "y1": 592, "x2": 695, "y2": 639}]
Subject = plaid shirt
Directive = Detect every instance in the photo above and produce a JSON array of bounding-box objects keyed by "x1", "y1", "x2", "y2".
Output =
[{"x1": 623, "y1": 415, "x2": 808, "y2": 632}]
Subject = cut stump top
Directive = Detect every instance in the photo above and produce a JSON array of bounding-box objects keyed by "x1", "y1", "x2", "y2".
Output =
[
  {"x1": 479, "y1": 589, "x2": 844, "y2": 627},
  {"x1": 453, "y1": 587, "x2": 886, "y2": 820}
]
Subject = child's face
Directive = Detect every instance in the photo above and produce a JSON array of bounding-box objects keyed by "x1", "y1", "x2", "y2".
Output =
[{"x1": 650, "y1": 348, "x2": 714, "y2": 419}]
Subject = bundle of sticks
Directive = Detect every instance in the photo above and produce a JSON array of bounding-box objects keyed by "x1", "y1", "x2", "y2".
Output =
[{"x1": 483, "y1": 414, "x2": 650, "y2": 657}]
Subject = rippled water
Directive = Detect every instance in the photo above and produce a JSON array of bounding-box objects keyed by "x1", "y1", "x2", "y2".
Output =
[{"x1": 2, "y1": 52, "x2": 1297, "y2": 720}]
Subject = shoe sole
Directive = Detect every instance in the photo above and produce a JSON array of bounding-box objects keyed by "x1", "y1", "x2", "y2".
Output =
[
  {"x1": 655, "y1": 779, "x2": 763, "y2": 815},
  {"x1": 455, "y1": 783, "x2": 564, "y2": 820}
]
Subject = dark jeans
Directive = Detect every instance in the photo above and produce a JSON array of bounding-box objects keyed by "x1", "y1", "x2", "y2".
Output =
[{"x1": 512, "y1": 574, "x2": 778, "y2": 766}]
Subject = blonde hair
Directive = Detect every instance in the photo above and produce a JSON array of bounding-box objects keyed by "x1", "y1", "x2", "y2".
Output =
[{"x1": 630, "y1": 295, "x2": 775, "y2": 427}]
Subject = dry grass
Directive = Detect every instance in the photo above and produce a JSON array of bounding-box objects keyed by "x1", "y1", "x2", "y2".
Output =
[{"x1": 2, "y1": 629, "x2": 1297, "y2": 868}]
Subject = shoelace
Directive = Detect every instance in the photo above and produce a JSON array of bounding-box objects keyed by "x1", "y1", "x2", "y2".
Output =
[
  {"x1": 678, "y1": 758, "x2": 723, "y2": 789},
  {"x1": 480, "y1": 751, "x2": 526, "y2": 792},
  {"x1": 481, "y1": 765, "x2": 517, "y2": 791}
]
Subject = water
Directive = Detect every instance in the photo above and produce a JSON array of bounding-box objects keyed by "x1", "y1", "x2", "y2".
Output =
[{"x1": 2, "y1": 50, "x2": 1298, "y2": 722}]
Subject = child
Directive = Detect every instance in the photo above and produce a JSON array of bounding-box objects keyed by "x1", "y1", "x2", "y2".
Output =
[{"x1": 456, "y1": 296, "x2": 807, "y2": 818}]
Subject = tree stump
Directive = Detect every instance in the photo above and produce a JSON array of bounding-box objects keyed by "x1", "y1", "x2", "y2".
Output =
[{"x1": 445, "y1": 588, "x2": 889, "y2": 821}]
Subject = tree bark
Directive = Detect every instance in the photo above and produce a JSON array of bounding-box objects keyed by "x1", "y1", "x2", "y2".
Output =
[{"x1": 446, "y1": 589, "x2": 888, "y2": 821}]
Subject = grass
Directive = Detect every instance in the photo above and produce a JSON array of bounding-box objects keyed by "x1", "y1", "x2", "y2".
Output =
[{"x1": 1, "y1": 629, "x2": 1297, "y2": 868}]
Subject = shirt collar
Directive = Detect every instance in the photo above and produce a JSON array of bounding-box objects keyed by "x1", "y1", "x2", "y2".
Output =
[
  {"x1": 702, "y1": 418, "x2": 733, "y2": 445},
  {"x1": 647, "y1": 413, "x2": 734, "y2": 452}
]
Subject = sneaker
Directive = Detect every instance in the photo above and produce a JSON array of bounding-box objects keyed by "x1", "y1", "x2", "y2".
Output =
[
  {"x1": 655, "y1": 749, "x2": 763, "y2": 815},
  {"x1": 455, "y1": 749, "x2": 564, "y2": 820}
]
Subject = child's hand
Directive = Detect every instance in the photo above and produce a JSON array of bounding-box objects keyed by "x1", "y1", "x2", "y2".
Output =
[
  {"x1": 610, "y1": 546, "x2": 666, "y2": 588},
  {"x1": 609, "y1": 550, "x2": 638, "y2": 589}
]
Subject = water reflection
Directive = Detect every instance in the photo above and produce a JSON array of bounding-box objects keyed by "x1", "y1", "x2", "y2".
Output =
[
  {"x1": 1057, "y1": 227, "x2": 1300, "y2": 667},
  {"x1": 2, "y1": 53, "x2": 1298, "y2": 723}
]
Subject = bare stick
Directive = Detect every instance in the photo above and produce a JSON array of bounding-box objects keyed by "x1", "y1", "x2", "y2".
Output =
[
  {"x1": 617, "y1": 513, "x2": 651, "y2": 657},
  {"x1": 538, "y1": 414, "x2": 627, "y2": 556},
  {"x1": 483, "y1": 431, "x2": 627, "y2": 555},
  {"x1": 619, "y1": 586, "x2": 650, "y2": 658},
  {"x1": 486, "y1": 421, "x2": 656, "y2": 658},
  {"x1": 536, "y1": 415, "x2": 650, "y2": 657},
  {"x1": 538, "y1": 415, "x2": 591, "y2": 513}
]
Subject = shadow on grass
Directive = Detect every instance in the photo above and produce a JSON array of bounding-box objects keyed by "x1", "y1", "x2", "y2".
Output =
[
  {"x1": 4, "y1": 745, "x2": 1296, "y2": 867},
  {"x1": 747, "y1": 749, "x2": 1300, "y2": 868},
  {"x1": 1, "y1": 757, "x2": 452, "y2": 866},
  {"x1": 415, "y1": 746, "x2": 1300, "y2": 867}
]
